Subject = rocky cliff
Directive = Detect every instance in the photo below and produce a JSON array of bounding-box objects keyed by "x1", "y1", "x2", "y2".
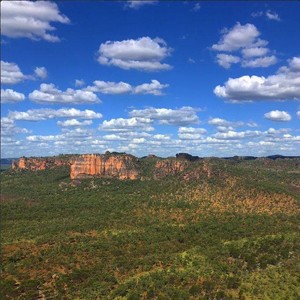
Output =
[
  {"x1": 12, "y1": 156, "x2": 72, "y2": 171},
  {"x1": 11, "y1": 153, "x2": 216, "y2": 181},
  {"x1": 70, "y1": 154, "x2": 139, "y2": 180},
  {"x1": 154, "y1": 159, "x2": 190, "y2": 179}
]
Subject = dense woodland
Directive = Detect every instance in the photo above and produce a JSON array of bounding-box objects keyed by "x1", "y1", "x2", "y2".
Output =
[{"x1": 1, "y1": 157, "x2": 300, "y2": 299}]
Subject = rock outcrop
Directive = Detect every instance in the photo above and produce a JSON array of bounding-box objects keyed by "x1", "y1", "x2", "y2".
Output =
[
  {"x1": 11, "y1": 153, "x2": 217, "y2": 181},
  {"x1": 70, "y1": 154, "x2": 139, "y2": 180},
  {"x1": 12, "y1": 156, "x2": 72, "y2": 171},
  {"x1": 154, "y1": 159, "x2": 190, "y2": 179}
]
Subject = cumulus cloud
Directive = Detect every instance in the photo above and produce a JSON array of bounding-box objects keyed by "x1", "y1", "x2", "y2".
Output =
[
  {"x1": 57, "y1": 119, "x2": 93, "y2": 127},
  {"x1": 88, "y1": 80, "x2": 132, "y2": 94},
  {"x1": 241, "y1": 55, "x2": 277, "y2": 68},
  {"x1": 178, "y1": 133, "x2": 204, "y2": 140},
  {"x1": 34, "y1": 67, "x2": 47, "y2": 79},
  {"x1": 97, "y1": 37, "x2": 172, "y2": 71},
  {"x1": 214, "y1": 56, "x2": 300, "y2": 102},
  {"x1": 211, "y1": 23, "x2": 276, "y2": 68},
  {"x1": 29, "y1": 83, "x2": 100, "y2": 104},
  {"x1": 99, "y1": 117, "x2": 154, "y2": 132},
  {"x1": 75, "y1": 79, "x2": 85, "y2": 87},
  {"x1": 213, "y1": 130, "x2": 262, "y2": 140},
  {"x1": 178, "y1": 127, "x2": 207, "y2": 134},
  {"x1": 153, "y1": 134, "x2": 171, "y2": 140},
  {"x1": 216, "y1": 54, "x2": 240, "y2": 69},
  {"x1": 266, "y1": 10, "x2": 281, "y2": 21},
  {"x1": 208, "y1": 118, "x2": 244, "y2": 127},
  {"x1": 134, "y1": 80, "x2": 169, "y2": 95},
  {"x1": 1, "y1": 1, "x2": 70, "y2": 42},
  {"x1": 129, "y1": 106, "x2": 200, "y2": 126},
  {"x1": 87, "y1": 79, "x2": 168, "y2": 95},
  {"x1": 9, "y1": 108, "x2": 102, "y2": 121},
  {"x1": 1, "y1": 89, "x2": 25, "y2": 103},
  {"x1": 264, "y1": 110, "x2": 292, "y2": 122},
  {"x1": 266, "y1": 128, "x2": 289, "y2": 135},
  {"x1": 1, "y1": 117, "x2": 30, "y2": 136},
  {"x1": 1, "y1": 61, "x2": 30, "y2": 84},
  {"x1": 242, "y1": 47, "x2": 269, "y2": 58},
  {"x1": 126, "y1": 1, "x2": 157, "y2": 9},
  {"x1": 212, "y1": 23, "x2": 261, "y2": 52},
  {"x1": 103, "y1": 134, "x2": 128, "y2": 141}
]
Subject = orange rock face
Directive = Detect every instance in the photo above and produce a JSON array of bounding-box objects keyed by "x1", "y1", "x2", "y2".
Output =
[
  {"x1": 12, "y1": 157, "x2": 71, "y2": 171},
  {"x1": 154, "y1": 159, "x2": 190, "y2": 179},
  {"x1": 70, "y1": 154, "x2": 139, "y2": 180}
]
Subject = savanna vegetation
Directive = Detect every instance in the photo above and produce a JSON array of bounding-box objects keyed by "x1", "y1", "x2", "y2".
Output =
[{"x1": 1, "y1": 158, "x2": 300, "y2": 299}]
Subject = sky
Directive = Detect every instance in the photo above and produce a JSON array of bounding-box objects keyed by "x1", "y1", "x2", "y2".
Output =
[{"x1": 1, "y1": 1, "x2": 300, "y2": 158}]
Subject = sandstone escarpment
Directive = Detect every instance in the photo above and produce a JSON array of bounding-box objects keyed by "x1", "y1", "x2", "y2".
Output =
[
  {"x1": 154, "y1": 159, "x2": 190, "y2": 179},
  {"x1": 70, "y1": 154, "x2": 139, "y2": 180},
  {"x1": 12, "y1": 156, "x2": 72, "y2": 171}
]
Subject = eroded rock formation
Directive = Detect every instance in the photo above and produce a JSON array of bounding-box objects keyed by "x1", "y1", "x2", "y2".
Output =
[
  {"x1": 11, "y1": 153, "x2": 216, "y2": 181},
  {"x1": 70, "y1": 154, "x2": 139, "y2": 180},
  {"x1": 12, "y1": 156, "x2": 71, "y2": 171},
  {"x1": 154, "y1": 159, "x2": 190, "y2": 179}
]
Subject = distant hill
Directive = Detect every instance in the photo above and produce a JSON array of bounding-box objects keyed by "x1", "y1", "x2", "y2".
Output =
[{"x1": 1, "y1": 158, "x2": 14, "y2": 165}]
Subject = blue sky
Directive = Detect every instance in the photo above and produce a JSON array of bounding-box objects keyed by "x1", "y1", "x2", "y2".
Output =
[{"x1": 1, "y1": 1, "x2": 300, "y2": 158}]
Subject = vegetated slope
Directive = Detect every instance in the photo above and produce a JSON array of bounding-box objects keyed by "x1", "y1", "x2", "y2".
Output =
[{"x1": 1, "y1": 158, "x2": 299, "y2": 299}]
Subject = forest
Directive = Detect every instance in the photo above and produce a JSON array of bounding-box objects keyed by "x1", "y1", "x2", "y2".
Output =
[{"x1": 1, "y1": 157, "x2": 300, "y2": 299}]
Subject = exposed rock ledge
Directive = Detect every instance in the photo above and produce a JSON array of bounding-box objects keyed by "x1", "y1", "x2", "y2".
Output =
[{"x1": 70, "y1": 154, "x2": 139, "y2": 180}]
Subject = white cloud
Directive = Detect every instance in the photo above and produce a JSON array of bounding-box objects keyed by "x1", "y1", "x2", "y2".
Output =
[
  {"x1": 86, "y1": 80, "x2": 132, "y2": 94},
  {"x1": 241, "y1": 47, "x2": 269, "y2": 58},
  {"x1": 178, "y1": 127, "x2": 207, "y2": 134},
  {"x1": 252, "y1": 10, "x2": 281, "y2": 22},
  {"x1": 188, "y1": 58, "x2": 196, "y2": 64},
  {"x1": 87, "y1": 79, "x2": 168, "y2": 95},
  {"x1": 212, "y1": 23, "x2": 261, "y2": 52},
  {"x1": 99, "y1": 117, "x2": 154, "y2": 132},
  {"x1": 129, "y1": 106, "x2": 200, "y2": 126},
  {"x1": 266, "y1": 128, "x2": 289, "y2": 135},
  {"x1": 178, "y1": 133, "x2": 203, "y2": 140},
  {"x1": 1, "y1": 89, "x2": 25, "y2": 103},
  {"x1": 214, "y1": 57, "x2": 300, "y2": 102},
  {"x1": 264, "y1": 110, "x2": 292, "y2": 122},
  {"x1": 132, "y1": 138, "x2": 146, "y2": 144},
  {"x1": 126, "y1": 1, "x2": 157, "y2": 9},
  {"x1": 75, "y1": 79, "x2": 85, "y2": 87},
  {"x1": 97, "y1": 37, "x2": 172, "y2": 71},
  {"x1": 1, "y1": 117, "x2": 30, "y2": 136},
  {"x1": 134, "y1": 80, "x2": 169, "y2": 95},
  {"x1": 153, "y1": 134, "x2": 171, "y2": 140},
  {"x1": 34, "y1": 67, "x2": 47, "y2": 79},
  {"x1": 266, "y1": 10, "x2": 281, "y2": 21},
  {"x1": 213, "y1": 130, "x2": 262, "y2": 140},
  {"x1": 9, "y1": 108, "x2": 102, "y2": 121},
  {"x1": 297, "y1": 111, "x2": 300, "y2": 119},
  {"x1": 208, "y1": 118, "x2": 244, "y2": 127},
  {"x1": 27, "y1": 135, "x2": 60, "y2": 142},
  {"x1": 1, "y1": 1, "x2": 70, "y2": 42},
  {"x1": 251, "y1": 11, "x2": 263, "y2": 18},
  {"x1": 216, "y1": 54, "x2": 240, "y2": 69},
  {"x1": 241, "y1": 55, "x2": 277, "y2": 68},
  {"x1": 1, "y1": 61, "x2": 29, "y2": 84},
  {"x1": 211, "y1": 23, "x2": 276, "y2": 69},
  {"x1": 57, "y1": 119, "x2": 93, "y2": 127},
  {"x1": 103, "y1": 134, "x2": 128, "y2": 141},
  {"x1": 29, "y1": 83, "x2": 101, "y2": 104}
]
